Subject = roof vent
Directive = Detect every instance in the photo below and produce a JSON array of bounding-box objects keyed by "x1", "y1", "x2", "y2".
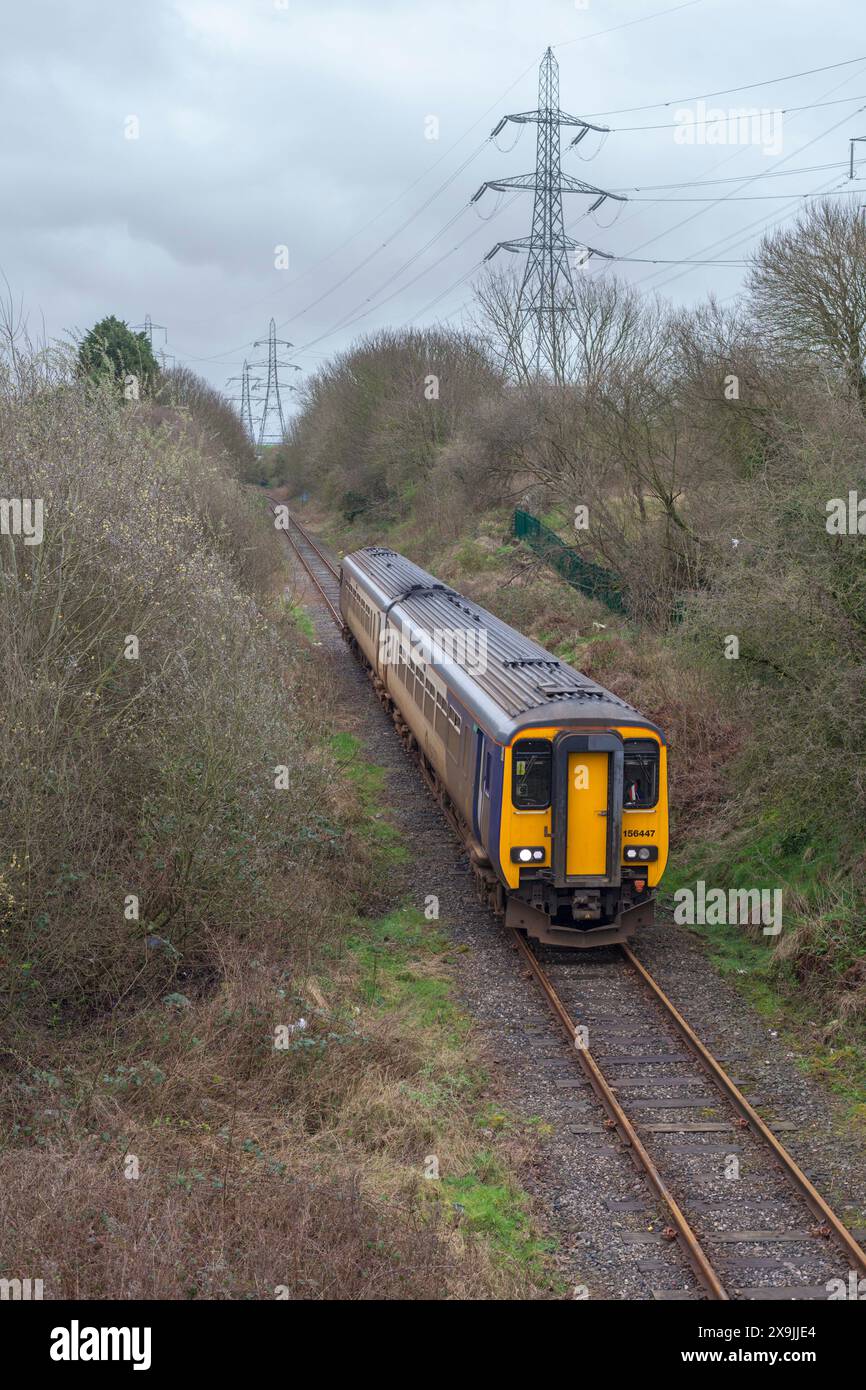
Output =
[
  {"x1": 504, "y1": 658, "x2": 562, "y2": 670},
  {"x1": 534, "y1": 686, "x2": 607, "y2": 702}
]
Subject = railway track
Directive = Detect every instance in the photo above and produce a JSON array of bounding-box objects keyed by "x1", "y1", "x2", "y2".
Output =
[
  {"x1": 515, "y1": 934, "x2": 866, "y2": 1301},
  {"x1": 279, "y1": 510, "x2": 866, "y2": 1302},
  {"x1": 270, "y1": 502, "x2": 343, "y2": 626}
]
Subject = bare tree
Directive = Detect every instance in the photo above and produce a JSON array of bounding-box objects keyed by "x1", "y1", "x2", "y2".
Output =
[
  {"x1": 747, "y1": 198, "x2": 866, "y2": 407},
  {"x1": 282, "y1": 326, "x2": 500, "y2": 520},
  {"x1": 570, "y1": 272, "x2": 670, "y2": 389},
  {"x1": 472, "y1": 264, "x2": 670, "y2": 392},
  {"x1": 471, "y1": 264, "x2": 535, "y2": 383}
]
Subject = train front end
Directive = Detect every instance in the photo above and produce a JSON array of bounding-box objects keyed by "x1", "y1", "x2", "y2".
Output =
[{"x1": 500, "y1": 723, "x2": 668, "y2": 948}]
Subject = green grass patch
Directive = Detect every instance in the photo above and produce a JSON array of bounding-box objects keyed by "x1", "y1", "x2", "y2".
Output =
[
  {"x1": 345, "y1": 905, "x2": 558, "y2": 1285},
  {"x1": 453, "y1": 539, "x2": 504, "y2": 575},
  {"x1": 665, "y1": 830, "x2": 866, "y2": 1120},
  {"x1": 347, "y1": 906, "x2": 467, "y2": 1042},
  {"x1": 327, "y1": 732, "x2": 407, "y2": 866},
  {"x1": 283, "y1": 599, "x2": 316, "y2": 640},
  {"x1": 442, "y1": 1153, "x2": 553, "y2": 1276}
]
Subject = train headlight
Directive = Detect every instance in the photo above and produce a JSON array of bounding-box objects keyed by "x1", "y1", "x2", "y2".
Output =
[
  {"x1": 511, "y1": 846, "x2": 546, "y2": 863},
  {"x1": 624, "y1": 844, "x2": 658, "y2": 863}
]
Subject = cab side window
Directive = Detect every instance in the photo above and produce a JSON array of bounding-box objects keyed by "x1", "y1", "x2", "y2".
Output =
[
  {"x1": 623, "y1": 739, "x2": 659, "y2": 808},
  {"x1": 512, "y1": 739, "x2": 551, "y2": 810}
]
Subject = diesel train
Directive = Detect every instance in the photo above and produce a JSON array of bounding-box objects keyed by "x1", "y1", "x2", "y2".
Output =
[{"x1": 340, "y1": 546, "x2": 668, "y2": 947}]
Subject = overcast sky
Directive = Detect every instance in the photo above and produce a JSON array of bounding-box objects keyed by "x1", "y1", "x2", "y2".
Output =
[{"x1": 3, "y1": 0, "x2": 865, "y2": 415}]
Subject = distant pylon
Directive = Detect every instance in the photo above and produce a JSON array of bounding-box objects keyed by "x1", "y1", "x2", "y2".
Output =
[
  {"x1": 471, "y1": 47, "x2": 626, "y2": 382},
  {"x1": 134, "y1": 314, "x2": 167, "y2": 350},
  {"x1": 226, "y1": 361, "x2": 262, "y2": 443},
  {"x1": 249, "y1": 318, "x2": 301, "y2": 447},
  {"x1": 240, "y1": 362, "x2": 255, "y2": 441}
]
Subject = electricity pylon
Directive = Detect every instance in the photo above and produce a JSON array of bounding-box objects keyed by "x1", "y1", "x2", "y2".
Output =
[
  {"x1": 226, "y1": 361, "x2": 262, "y2": 443},
  {"x1": 471, "y1": 46, "x2": 625, "y2": 382},
  {"x1": 134, "y1": 314, "x2": 167, "y2": 349},
  {"x1": 249, "y1": 318, "x2": 301, "y2": 447}
]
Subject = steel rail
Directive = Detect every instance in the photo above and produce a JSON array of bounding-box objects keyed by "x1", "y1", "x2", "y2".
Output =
[
  {"x1": 270, "y1": 504, "x2": 344, "y2": 627},
  {"x1": 510, "y1": 927, "x2": 730, "y2": 1300},
  {"x1": 621, "y1": 942, "x2": 866, "y2": 1277},
  {"x1": 284, "y1": 511, "x2": 341, "y2": 581}
]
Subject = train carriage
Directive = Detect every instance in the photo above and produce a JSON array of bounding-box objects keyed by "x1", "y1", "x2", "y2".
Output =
[{"x1": 340, "y1": 546, "x2": 668, "y2": 947}]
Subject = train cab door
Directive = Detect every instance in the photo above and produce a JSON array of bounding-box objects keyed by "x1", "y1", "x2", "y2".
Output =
[
  {"x1": 552, "y1": 732, "x2": 623, "y2": 888},
  {"x1": 565, "y1": 750, "x2": 608, "y2": 877}
]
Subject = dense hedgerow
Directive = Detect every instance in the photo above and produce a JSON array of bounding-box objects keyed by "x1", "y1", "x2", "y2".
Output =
[
  {"x1": 0, "y1": 341, "x2": 544, "y2": 1300},
  {"x1": 0, "y1": 353, "x2": 336, "y2": 1026}
]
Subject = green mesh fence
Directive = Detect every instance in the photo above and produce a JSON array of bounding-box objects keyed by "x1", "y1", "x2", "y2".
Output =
[{"x1": 513, "y1": 510, "x2": 626, "y2": 614}]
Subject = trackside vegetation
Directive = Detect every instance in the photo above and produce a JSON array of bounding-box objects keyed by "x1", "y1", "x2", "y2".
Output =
[{"x1": 0, "y1": 328, "x2": 552, "y2": 1298}]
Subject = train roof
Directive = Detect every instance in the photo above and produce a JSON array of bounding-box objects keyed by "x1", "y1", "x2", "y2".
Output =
[{"x1": 342, "y1": 547, "x2": 664, "y2": 746}]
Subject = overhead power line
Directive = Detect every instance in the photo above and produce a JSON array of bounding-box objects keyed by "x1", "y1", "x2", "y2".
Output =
[
  {"x1": 597, "y1": 253, "x2": 747, "y2": 265},
  {"x1": 626, "y1": 95, "x2": 866, "y2": 293},
  {"x1": 608, "y1": 92, "x2": 866, "y2": 134},
  {"x1": 644, "y1": 170, "x2": 845, "y2": 295},
  {"x1": 610, "y1": 158, "x2": 864, "y2": 193},
  {"x1": 553, "y1": 0, "x2": 709, "y2": 51},
  {"x1": 585, "y1": 54, "x2": 866, "y2": 118},
  {"x1": 623, "y1": 185, "x2": 866, "y2": 202},
  {"x1": 293, "y1": 207, "x2": 513, "y2": 354},
  {"x1": 592, "y1": 50, "x2": 866, "y2": 292}
]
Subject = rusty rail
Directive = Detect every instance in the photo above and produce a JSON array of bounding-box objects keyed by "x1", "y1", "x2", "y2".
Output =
[
  {"x1": 270, "y1": 505, "x2": 344, "y2": 627},
  {"x1": 621, "y1": 942, "x2": 866, "y2": 1279},
  {"x1": 510, "y1": 928, "x2": 730, "y2": 1299}
]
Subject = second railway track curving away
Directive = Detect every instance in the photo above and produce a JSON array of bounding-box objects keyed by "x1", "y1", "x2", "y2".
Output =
[{"x1": 276, "y1": 509, "x2": 866, "y2": 1302}]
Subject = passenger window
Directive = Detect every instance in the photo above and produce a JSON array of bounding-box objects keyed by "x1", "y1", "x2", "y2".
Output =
[{"x1": 512, "y1": 739, "x2": 551, "y2": 810}]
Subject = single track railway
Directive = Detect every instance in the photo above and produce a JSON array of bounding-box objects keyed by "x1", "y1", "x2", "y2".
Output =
[{"x1": 279, "y1": 509, "x2": 866, "y2": 1301}]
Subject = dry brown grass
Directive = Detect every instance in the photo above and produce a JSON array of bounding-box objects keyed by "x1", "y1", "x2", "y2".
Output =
[
  {"x1": 0, "y1": 1147, "x2": 463, "y2": 1300},
  {"x1": 1, "y1": 921, "x2": 532, "y2": 1299}
]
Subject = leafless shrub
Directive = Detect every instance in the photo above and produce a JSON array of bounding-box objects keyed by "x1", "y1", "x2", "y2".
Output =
[
  {"x1": 0, "y1": 338, "x2": 343, "y2": 1026},
  {"x1": 0, "y1": 1146, "x2": 465, "y2": 1300},
  {"x1": 0, "y1": 326, "x2": 543, "y2": 1301},
  {"x1": 155, "y1": 364, "x2": 256, "y2": 476},
  {"x1": 277, "y1": 327, "x2": 501, "y2": 521}
]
